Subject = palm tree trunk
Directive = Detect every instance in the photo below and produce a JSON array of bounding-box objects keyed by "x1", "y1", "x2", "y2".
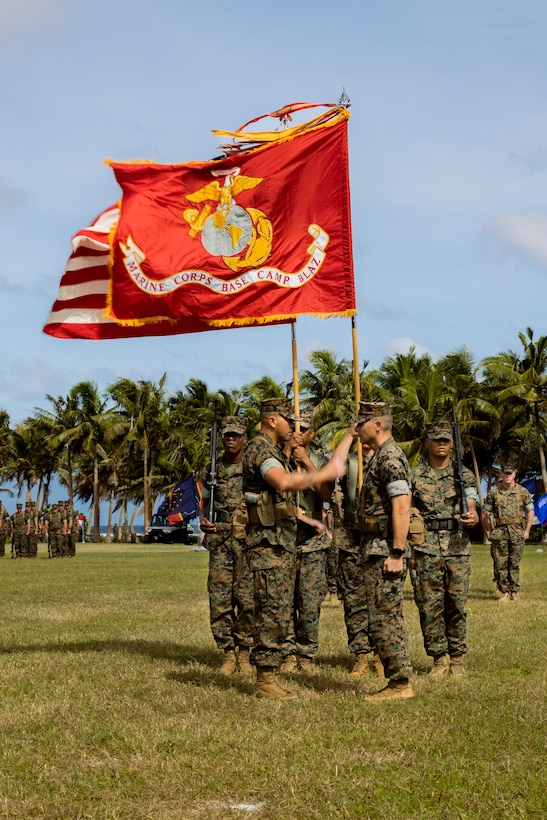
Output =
[
  {"x1": 534, "y1": 403, "x2": 547, "y2": 491},
  {"x1": 93, "y1": 452, "x2": 100, "y2": 542},
  {"x1": 105, "y1": 486, "x2": 115, "y2": 543},
  {"x1": 143, "y1": 441, "x2": 150, "y2": 532}
]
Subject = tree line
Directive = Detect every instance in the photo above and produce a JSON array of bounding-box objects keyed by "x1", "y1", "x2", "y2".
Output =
[{"x1": 1, "y1": 327, "x2": 546, "y2": 541}]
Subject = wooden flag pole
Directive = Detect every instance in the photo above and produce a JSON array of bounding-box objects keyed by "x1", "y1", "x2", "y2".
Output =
[
  {"x1": 291, "y1": 320, "x2": 300, "y2": 431},
  {"x1": 351, "y1": 316, "x2": 364, "y2": 490}
]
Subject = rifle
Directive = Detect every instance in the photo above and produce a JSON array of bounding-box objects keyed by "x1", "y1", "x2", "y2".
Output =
[
  {"x1": 452, "y1": 408, "x2": 469, "y2": 515},
  {"x1": 207, "y1": 406, "x2": 220, "y2": 524}
]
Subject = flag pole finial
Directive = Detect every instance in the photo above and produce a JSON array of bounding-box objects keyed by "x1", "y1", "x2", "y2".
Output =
[{"x1": 338, "y1": 88, "x2": 351, "y2": 108}]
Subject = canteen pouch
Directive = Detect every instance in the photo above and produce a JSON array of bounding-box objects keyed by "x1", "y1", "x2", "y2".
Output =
[
  {"x1": 232, "y1": 502, "x2": 249, "y2": 540},
  {"x1": 408, "y1": 507, "x2": 426, "y2": 546}
]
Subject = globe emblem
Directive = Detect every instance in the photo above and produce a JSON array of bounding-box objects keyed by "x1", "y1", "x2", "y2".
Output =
[{"x1": 201, "y1": 205, "x2": 253, "y2": 258}]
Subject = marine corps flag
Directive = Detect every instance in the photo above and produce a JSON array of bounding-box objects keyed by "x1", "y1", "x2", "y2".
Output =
[
  {"x1": 43, "y1": 102, "x2": 355, "y2": 338},
  {"x1": 106, "y1": 104, "x2": 354, "y2": 329}
]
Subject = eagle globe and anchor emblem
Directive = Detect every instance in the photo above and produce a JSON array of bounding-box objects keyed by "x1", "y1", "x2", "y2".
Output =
[{"x1": 182, "y1": 167, "x2": 273, "y2": 272}]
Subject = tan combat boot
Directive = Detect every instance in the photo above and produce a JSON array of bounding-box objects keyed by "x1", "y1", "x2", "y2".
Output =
[
  {"x1": 450, "y1": 655, "x2": 465, "y2": 677},
  {"x1": 218, "y1": 649, "x2": 237, "y2": 676},
  {"x1": 429, "y1": 654, "x2": 450, "y2": 678},
  {"x1": 237, "y1": 648, "x2": 254, "y2": 675},
  {"x1": 511, "y1": 591, "x2": 520, "y2": 601},
  {"x1": 364, "y1": 679, "x2": 414, "y2": 702},
  {"x1": 349, "y1": 653, "x2": 369, "y2": 678},
  {"x1": 280, "y1": 654, "x2": 298, "y2": 674},
  {"x1": 298, "y1": 657, "x2": 315, "y2": 673},
  {"x1": 370, "y1": 653, "x2": 385, "y2": 676},
  {"x1": 498, "y1": 592, "x2": 511, "y2": 602},
  {"x1": 255, "y1": 667, "x2": 298, "y2": 700}
]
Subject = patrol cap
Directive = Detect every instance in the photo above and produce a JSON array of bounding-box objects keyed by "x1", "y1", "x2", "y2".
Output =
[
  {"x1": 260, "y1": 397, "x2": 298, "y2": 421},
  {"x1": 354, "y1": 401, "x2": 391, "y2": 423},
  {"x1": 220, "y1": 415, "x2": 246, "y2": 436},
  {"x1": 16, "y1": 502, "x2": 22, "y2": 508},
  {"x1": 299, "y1": 410, "x2": 314, "y2": 430},
  {"x1": 500, "y1": 463, "x2": 516, "y2": 474},
  {"x1": 425, "y1": 420, "x2": 453, "y2": 441}
]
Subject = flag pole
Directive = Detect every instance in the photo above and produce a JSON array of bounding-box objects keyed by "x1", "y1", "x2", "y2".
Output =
[
  {"x1": 351, "y1": 315, "x2": 363, "y2": 490},
  {"x1": 291, "y1": 320, "x2": 300, "y2": 431}
]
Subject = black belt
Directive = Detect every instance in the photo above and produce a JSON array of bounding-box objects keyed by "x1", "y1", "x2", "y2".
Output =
[{"x1": 429, "y1": 518, "x2": 459, "y2": 531}]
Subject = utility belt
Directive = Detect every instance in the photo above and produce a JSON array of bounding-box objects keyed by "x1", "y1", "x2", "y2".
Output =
[
  {"x1": 428, "y1": 518, "x2": 460, "y2": 532},
  {"x1": 246, "y1": 492, "x2": 296, "y2": 526},
  {"x1": 496, "y1": 518, "x2": 522, "y2": 526}
]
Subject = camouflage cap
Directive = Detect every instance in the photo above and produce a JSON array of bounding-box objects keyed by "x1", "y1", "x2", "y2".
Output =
[
  {"x1": 299, "y1": 410, "x2": 314, "y2": 429},
  {"x1": 16, "y1": 502, "x2": 22, "y2": 508},
  {"x1": 220, "y1": 415, "x2": 246, "y2": 436},
  {"x1": 425, "y1": 420, "x2": 453, "y2": 441},
  {"x1": 260, "y1": 397, "x2": 298, "y2": 420},
  {"x1": 354, "y1": 401, "x2": 391, "y2": 423},
  {"x1": 500, "y1": 463, "x2": 516, "y2": 474}
]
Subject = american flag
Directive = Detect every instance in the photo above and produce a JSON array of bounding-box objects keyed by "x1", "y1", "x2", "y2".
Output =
[{"x1": 42, "y1": 206, "x2": 256, "y2": 340}]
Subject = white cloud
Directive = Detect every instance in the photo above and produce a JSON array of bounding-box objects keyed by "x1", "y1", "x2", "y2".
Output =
[
  {"x1": 386, "y1": 338, "x2": 432, "y2": 358},
  {"x1": 483, "y1": 212, "x2": 547, "y2": 271}
]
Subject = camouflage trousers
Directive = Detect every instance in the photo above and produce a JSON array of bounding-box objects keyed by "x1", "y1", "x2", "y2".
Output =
[
  {"x1": 413, "y1": 551, "x2": 471, "y2": 658},
  {"x1": 282, "y1": 548, "x2": 327, "y2": 660},
  {"x1": 0, "y1": 533, "x2": 6, "y2": 556},
  {"x1": 338, "y1": 548, "x2": 373, "y2": 655},
  {"x1": 363, "y1": 555, "x2": 412, "y2": 681},
  {"x1": 27, "y1": 533, "x2": 38, "y2": 557},
  {"x1": 325, "y1": 536, "x2": 339, "y2": 594},
  {"x1": 490, "y1": 526, "x2": 525, "y2": 593},
  {"x1": 12, "y1": 531, "x2": 28, "y2": 558},
  {"x1": 207, "y1": 538, "x2": 255, "y2": 651},
  {"x1": 49, "y1": 532, "x2": 64, "y2": 558},
  {"x1": 246, "y1": 543, "x2": 296, "y2": 669}
]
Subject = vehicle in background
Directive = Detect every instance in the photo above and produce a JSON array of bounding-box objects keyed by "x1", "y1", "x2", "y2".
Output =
[{"x1": 144, "y1": 514, "x2": 189, "y2": 544}]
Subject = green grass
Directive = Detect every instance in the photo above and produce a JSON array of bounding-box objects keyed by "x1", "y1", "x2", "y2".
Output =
[{"x1": 0, "y1": 542, "x2": 545, "y2": 819}]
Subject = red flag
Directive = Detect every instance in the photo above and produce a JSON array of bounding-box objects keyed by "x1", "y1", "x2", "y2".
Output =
[
  {"x1": 43, "y1": 206, "x2": 288, "y2": 339},
  {"x1": 106, "y1": 108, "x2": 354, "y2": 329}
]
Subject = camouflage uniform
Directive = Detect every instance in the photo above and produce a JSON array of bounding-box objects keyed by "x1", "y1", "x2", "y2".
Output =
[
  {"x1": 483, "y1": 482, "x2": 534, "y2": 595},
  {"x1": 242, "y1": 430, "x2": 297, "y2": 670},
  {"x1": 66, "y1": 505, "x2": 78, "y2": 556},
  {"x1": 0, "y1": 503, "x2": 10, "y2": 556},
  {"x1": 46, "y1": 505, "x2": 65, "y2": 558},
  {"x1": 11, "y1": 505, "x2": 27, "y2": 558},
  {"x1": 26, "y1": 503, "x2": 39, "y2": 558},
  {"x1": 358, "y1": 437, "x2": 413, "y2": 681},
  {"x1": 411, "y1": 458, "x2": 478, "y2": 660},
  {"x1": 324, "y1": 500, "x2": 339, "y2": 598},
  {"x1": 336, "y1": 450, "x2": 375, "y2": 657},
  {"x1": 202, "y1": 450, "x2": 255, "y2": 653},
  {"x1": 282, "y1": 449, "x2": 329, "y2": 662}
]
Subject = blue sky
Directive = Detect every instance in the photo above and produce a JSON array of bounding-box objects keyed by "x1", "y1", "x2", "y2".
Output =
[{"x1": 2, "y1": 0, "x2": 547, "y2": 430}]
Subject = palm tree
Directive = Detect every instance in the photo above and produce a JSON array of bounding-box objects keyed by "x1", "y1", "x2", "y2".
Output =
[
  {"x1": 107, "y1": 376, "x2": 171, "y2": 530},
  {"x1": 482, "y1": 328, "x2": 547, "y2": 489}
]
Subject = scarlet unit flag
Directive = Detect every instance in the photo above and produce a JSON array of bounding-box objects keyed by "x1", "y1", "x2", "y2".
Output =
[
  {"x1": 43, "y1": 103, "x2": 355, "y2": 338},
  {"x1": 107, "y1": 105, "x2": 354, "y2": 328}
]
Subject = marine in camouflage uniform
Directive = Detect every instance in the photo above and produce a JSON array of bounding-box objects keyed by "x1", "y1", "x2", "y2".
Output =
[
  {"x1": 411, "y1": 421, "x2": 479, "y2": 677},
  {"x1": 200, "y1": 415, "x2": 255, "y2": 675},
  {"x1": 482, "y1": 464, "x2": 534, "y2": 601},
  {"x1": 0, "y1": 502, "x2": 10, "y2": 556},
  {"x1": 242, "y1": 398, "x2": 350, "y2": 700},
  {"x1": 281, "y1": 411, "x2": 334, "y2": 672},
  {"x1": 335, "y1": 447, "x2": 383, "y2": 677},
  {"x1": 26, "y1": 501, "x2": 39, "y2": 558},
  {"x1": 11, "y1": 503, "x2": 27, "y2": 558},
  {"x1": 355, "y1": 402, "x2": 414, "y2": 701},
  {"x1": 45, "y1": 503, "x2": 65, "y2": 558}
]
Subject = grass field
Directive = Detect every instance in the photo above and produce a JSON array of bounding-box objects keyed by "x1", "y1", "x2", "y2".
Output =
[{"x1": 0, "y1": 542, "x2": 545, "y2": 819}]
